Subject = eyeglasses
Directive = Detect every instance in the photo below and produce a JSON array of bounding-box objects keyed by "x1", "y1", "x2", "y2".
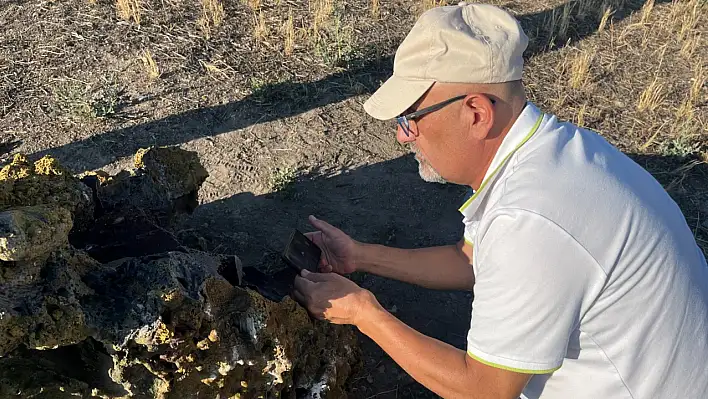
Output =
[
  {"x1": 396, "y1": 95, "x2": 466, "y2": 137},
  {"x1": 396, "y1": 94, "x2": 495, "y2": 137}
]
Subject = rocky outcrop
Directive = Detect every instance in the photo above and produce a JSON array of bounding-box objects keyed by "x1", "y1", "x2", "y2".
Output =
[
  {"x1": 0, "y1": 205, "x2": 73, "y2": 262},
  {"x1": 0, "y1": 148, "x2": 359, "y2": 398}
]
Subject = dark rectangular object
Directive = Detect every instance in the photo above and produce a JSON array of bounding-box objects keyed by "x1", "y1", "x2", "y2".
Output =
[{"x1": 282, "y1": 229, "x2": 321, "y2": 273}]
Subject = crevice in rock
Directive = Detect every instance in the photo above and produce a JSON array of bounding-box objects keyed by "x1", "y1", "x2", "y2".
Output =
[{"x1": 1, "y1": 338, "x2": 128, "y2": 398}]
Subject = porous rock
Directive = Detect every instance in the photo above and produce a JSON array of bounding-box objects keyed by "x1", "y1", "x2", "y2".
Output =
[
  {"x1": 0, "y1": 154, "x2": 94, "y2": 231},
  {"x1": 71, "y1": 147, "x2": 208, "y2": 263},
  {"x1": 0, "y1": 205, "x2": 73, "y2": 262},
  {"x1": 0, "y1": 147, "x2": 360, "y2": 398}
]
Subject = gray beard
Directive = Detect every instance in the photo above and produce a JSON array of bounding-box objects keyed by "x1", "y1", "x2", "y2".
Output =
[{"x1": 415, "y1": 156, "x2": 448, "y2": 184}]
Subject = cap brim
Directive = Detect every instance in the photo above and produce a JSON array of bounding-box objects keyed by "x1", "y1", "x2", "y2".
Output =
[{"x1": 363, "y1": 76, "x2": 435, "y2": 121}]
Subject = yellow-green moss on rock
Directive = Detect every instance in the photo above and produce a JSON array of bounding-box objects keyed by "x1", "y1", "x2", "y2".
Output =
[{"x1": 0, "y1": 154, "x2": 93, "y2": 230}]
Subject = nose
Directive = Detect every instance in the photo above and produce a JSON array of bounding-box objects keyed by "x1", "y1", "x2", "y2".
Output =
[{"x1": 396, "y1": 123, "x2": 416, "y2": 145}]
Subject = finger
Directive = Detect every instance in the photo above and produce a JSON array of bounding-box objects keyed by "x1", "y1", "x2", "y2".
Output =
[
  {"x1": 294, "y1": 275, "x2": 317, "y2": 293},
  {"x1": 304, "y1": 231, "x2": 320, "y2": 242},
  {"x1": 301, "y1": 269, "x2": 335, "y2": 283},
  {"x1": 319, "y1": 264, "x2": 333, "y2": 273},
  {"x1": 291, "y1": 289, "x2": 306, "y2": 305},
  {"x1": 318, "y1": 248, "x2": 328, "y2": 267},
  {"x1": 324, "y1": 317, "x2": 346, "y2": 325},
  {"x1": 309, "y1": 215, "x2": 339, "y2": 235},
  {"x1": 313, "y1": 312, "x2": 326, "y2": 321}
]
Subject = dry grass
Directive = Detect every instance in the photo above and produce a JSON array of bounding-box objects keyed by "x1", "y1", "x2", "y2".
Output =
[
  {"x1": 674, "y1": 0, "x2": 703, "y2": 42},
  {"x1": 200, "y1": 59, "x2": 233, "y2": 77},
  {"x1": 558, "y1": 2, "x2": 572, "y2": 42},
  {"x1": 371, "y1": 0, "x2": 380, "y2": 19},
  {"x1": 598, "y1": 7, "x2": 614, "y2": 32},
  {"x1": 545, "y1": 2, "x2": 574, "y2": 47},
  {"x1": 422, "y1": 0, "x2": 444, "y2": 10},
  {"x1": 198, "y1": 0, "x2": 225, "y2": 38},
  {"x1": 116, "y1": 0, "x2": 141, "y2": 24},
  {"x1": 577, "y1": 104, "x2": 587, "y2": 127},
  {"x1": 253, "y1": 11, "x2": 268, "y2": 41},
  {"x1": 568, "y1": 49, "x2": 594, "y2": 89},
  {"x1": 680, "y1": 32, "x2": 701, "y2": 58},
  {"x1": 245, "y1": 0, "x2": 262, "y2": 10},
  {"x1": 312, "y1": 0, "x2": 334, "y2": 33},
  {"x1": 676, "y1": 100, "x2": 694, "y2": 120},
  {"x1": 139, "y1": 50, "x2": 160, "y2": 80},
  {"x1": 677, "y1": 65, "x2": 706, "y2": 120},
  {"x1": 689, "y1": 65, "x2": 706, "y2": 106},
  {"x1": 283, "y1": 12, "x2": 295, "y2": 56},
  {"x1": 640, "y1": 0, "x2": 654, "y2": 24},
  {"x1": 307, "y1": 0, "x2": 354, "y2": 66},
  {"x1": 637, "y1": 78, "x2": 665, "y2": 112}
]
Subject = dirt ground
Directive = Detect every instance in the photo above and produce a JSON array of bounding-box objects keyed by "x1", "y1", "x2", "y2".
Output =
[{"x1": 1, "y1": 0, "x2": 706, "y2": 397}]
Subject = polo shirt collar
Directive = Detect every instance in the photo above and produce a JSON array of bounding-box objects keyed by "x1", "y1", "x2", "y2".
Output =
[{"x1": 459, "y1": 102, "x2": 544, "y2": 218}]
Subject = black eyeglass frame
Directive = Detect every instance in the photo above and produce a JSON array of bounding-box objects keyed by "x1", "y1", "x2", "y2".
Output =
[{"x1": 396, "y1": 94, "x2": 494, "y2": 137}]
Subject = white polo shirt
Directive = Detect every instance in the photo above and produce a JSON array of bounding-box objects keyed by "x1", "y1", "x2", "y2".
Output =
[{"x1": 461, "y1": 102, "x2": 708, "y2": 398}]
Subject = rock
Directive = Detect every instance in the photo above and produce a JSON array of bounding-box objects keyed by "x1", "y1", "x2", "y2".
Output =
[
  {"x1": 134, "y1": 146, "x2": 208, "y2": 207},
  {"x1": 80, "y1": 146, "x2": 206, "y2": 218},
  {"x1": 70, "y1": 147, "x2": 209, "y2": 263},
  {"x1": 0, "y1": 337, "x2": 125, "y2": 398},
  {"x1": 0, "y1": 247, "x2": 96, "y2": 356},
  {"x1": 0, "y1": 154, "x2": 94, "y2": 232},
  {"x1": 0, "y1": 147, "x2": 360, "y2": 398},
  {"x1": 88, "y1": 250, "x2": 357, "y2": 398},
  {"x1": 1, "y1": 248, "x2": 359, "y2": 398},
  {"x1": 0, "y1": 205, "x2": 73, "y2": 261}
]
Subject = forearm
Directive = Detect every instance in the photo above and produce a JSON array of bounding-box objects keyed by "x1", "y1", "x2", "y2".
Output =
[
  {"x1": 358, "y1": 303, "x2": 477, "y2": 398},
  {"x1": 355, "y1": 242, "x2": 474, "y2": 290}
]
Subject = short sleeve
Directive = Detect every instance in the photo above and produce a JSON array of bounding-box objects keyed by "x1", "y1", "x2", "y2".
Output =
[
  {"x1": 462, "y1": 217, "x2": 478, "y2": 246},
  {"x1": 466, "y1": 209, "x2": 605, "y2": 374}
]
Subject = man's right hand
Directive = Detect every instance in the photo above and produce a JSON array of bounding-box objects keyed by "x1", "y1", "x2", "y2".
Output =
[
  {"x1": 305, "y1": 215, "x2": 475, "y2": 291},
  {"x1": 305, "y1": 215, "x2": 359, "y2": 275}
]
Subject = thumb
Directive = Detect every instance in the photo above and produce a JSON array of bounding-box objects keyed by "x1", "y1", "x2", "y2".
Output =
[{"x1": 309, "y1": 215, "x2": 338, "y2": 234}]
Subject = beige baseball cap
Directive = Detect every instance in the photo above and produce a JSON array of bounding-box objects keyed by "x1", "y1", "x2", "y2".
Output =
[{"x1": 363, "y1": 2, "x2": 528, "y2": 121}]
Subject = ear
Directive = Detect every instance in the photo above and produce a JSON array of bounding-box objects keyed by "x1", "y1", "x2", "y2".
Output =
[{"x1": 461, "y1": 94, "x2": 495, "y2": 140}]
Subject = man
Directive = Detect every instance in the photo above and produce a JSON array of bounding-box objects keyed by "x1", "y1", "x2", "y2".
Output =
[{"x1": 292, "y1": 3, "x2": 708, "y2": 398}]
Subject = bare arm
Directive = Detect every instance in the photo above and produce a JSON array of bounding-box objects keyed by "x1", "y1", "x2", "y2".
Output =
[
  {"x1": 355, "y1": 239, "x2": 475, "y2": 291},
  {"x1": 305, "y1": 216, "x2": 474, "y2": 291},
  {"x1": 359, "y1": 291, "x2": 530, "y2": 398},
  {"x1": 293, "y1": 264, "x2": 530, "y2": 398}
]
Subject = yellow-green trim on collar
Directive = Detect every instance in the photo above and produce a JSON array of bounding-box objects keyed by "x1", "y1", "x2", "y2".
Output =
[
  {"x1": 467, "y1": 351, "x2": 561, "y2": 374},
  {"x1": 458, "y1": 113, "x2": 544, "y2": 213}
]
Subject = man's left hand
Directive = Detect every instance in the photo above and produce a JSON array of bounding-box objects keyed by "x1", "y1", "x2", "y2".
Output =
[{"x1": 292, "y1": 269, "x2": 380, "y2": 326}]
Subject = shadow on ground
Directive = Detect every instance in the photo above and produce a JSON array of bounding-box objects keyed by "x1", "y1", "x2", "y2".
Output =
[
  {"x1": 32, "y1": 0, "x2": 669, "y2": 172},
  {"x1": 175, "y1": 151, "x2": 707, "y2": 398},
  {"x1": 178, "y1": 153, "x2": 472, "y2": 398}
]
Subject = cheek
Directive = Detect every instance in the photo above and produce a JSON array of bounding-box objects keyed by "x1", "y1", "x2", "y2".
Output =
[
  {"x1": 419, "y1": 132, "x2": 471, "y2": 177},
  {"x1": 418, "y1": 135, "x2": 454, "y2": 168}
]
